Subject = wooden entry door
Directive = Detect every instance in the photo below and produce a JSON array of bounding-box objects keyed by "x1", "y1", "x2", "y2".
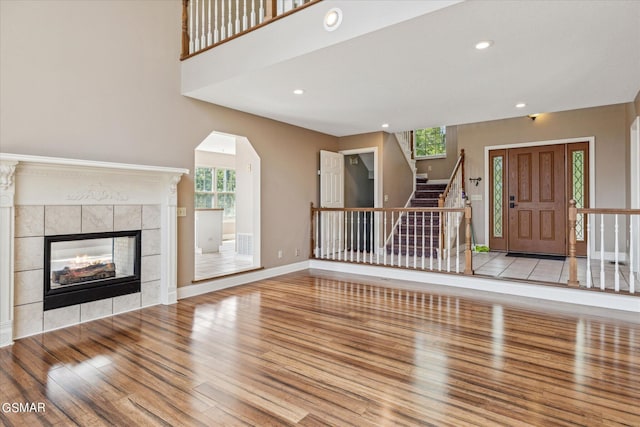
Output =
[{"x1": 507, "y1": 145, "x2": 566, "y2": 254}]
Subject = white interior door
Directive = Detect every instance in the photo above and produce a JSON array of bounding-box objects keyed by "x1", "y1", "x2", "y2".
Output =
[
  {"x1": 319, "y1": 150, "x2": 344, "y2": 257},
  {"x1": 631, "y1": 117, "x2": 640, "y2": 274},
  {"x1": 320, "y1": 150, "x2": 344, "y2": 208}
]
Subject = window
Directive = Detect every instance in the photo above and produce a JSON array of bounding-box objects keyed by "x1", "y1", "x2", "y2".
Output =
[
  {"x1": 414, "y1": 126, "x2": 446, "y2": 158},
  {"x1": 195, "y1": 167, "x2": 236, "y2": 218}
]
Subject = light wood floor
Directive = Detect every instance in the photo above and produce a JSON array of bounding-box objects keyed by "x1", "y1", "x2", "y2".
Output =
[{"x1": 1, "y1": 271, "x2": 639, "y2": 426}]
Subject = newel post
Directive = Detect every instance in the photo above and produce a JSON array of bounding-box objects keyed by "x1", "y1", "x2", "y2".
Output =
[
  {"x1": 310, "y1": 203, "x2": 315, "y2": 259},
  {"x1": 568, "y1": 199, "x2": 580, "y2": 287},
  {"x1": 181, "y1": 0, "x2": 190, "y2": 59},
  {"x1": 464, "y1": 199, "x2": 474, "y2": 275}
]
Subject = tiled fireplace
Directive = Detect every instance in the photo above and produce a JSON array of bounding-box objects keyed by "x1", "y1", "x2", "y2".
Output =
[{"x1": 0, "y1": 154, "x2": 188, "y2": 346}]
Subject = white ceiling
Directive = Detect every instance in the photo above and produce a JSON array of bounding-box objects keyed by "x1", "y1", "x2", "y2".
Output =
[{"x1": 182, "y1": 0, "x2": 640, "y2": 137}]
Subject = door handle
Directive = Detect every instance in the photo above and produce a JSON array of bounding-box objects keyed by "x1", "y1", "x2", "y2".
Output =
[{"x1": 509, "y1": 202, "x2": 518, "y2": 208}]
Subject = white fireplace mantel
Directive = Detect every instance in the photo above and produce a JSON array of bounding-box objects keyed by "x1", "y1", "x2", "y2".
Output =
[{"x1": 0, "y1": 153, "x2": 189, "y2": 347}]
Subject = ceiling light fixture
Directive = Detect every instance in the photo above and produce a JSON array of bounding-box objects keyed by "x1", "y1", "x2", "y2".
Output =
[
  {"x1": 324, "y1": 8, "x2": 343, "y2": 32},
  {"x1": 293, "y1": 89, "x2": 304, "y2": 95},
  {"x1": 515, "y1": 102, "x2": 526, "y2": 108},
  {"x1": 475, "y1": 40, "x2": 493, "y2": 50},
  {"x1": 381, "y1": 123, "x2": 389, "y2": 128}
]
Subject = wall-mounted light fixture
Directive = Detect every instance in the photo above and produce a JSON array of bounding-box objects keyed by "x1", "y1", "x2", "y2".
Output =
[
  {"x1": 469, "y1": 177, "x2": 482, "y2": 186},
  {"x1": 528, "y1": 113, "x2": 540, "y2": 121}
]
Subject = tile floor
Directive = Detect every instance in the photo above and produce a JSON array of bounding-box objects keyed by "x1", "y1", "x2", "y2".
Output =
[
  {"x1": 194, "y1": 240, "x2": 255, "y2": 281},
  {"x1": 472, "y1": 251, "x2": 633, "y2": 292}
]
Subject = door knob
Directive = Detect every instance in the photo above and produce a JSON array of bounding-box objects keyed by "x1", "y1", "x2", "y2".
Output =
[{"x1": 509, "y1": 202, "x2": 518, "y2": 208}]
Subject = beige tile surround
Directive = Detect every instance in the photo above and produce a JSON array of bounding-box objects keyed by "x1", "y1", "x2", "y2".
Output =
[{"x1": 13, "y1": 204, "x2": 162, "y2": 339}]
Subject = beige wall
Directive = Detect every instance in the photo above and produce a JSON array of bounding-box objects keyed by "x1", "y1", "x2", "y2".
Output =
[
  {"x1": 416, "y1": 126, "x2": 459, "y2": 180},
  {"x1": 458, "y1": 103, "x2": 628, "y2": 245},
  {"x1": 382, "y1": 133, "x2": 414, "y2": 208},
  {"x1": 0, "y1": 1, "x2": 338, "y2": 287}
]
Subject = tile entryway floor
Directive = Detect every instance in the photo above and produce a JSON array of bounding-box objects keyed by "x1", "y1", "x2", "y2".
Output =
[{"x1": 473, "y1": 251, "x2": 633, "y2": 292}]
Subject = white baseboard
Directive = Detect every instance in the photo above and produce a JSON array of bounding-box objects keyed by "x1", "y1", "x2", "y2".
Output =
[
  {"x1": 308, "y1": 260, "x2": 640, "y2": 313},
  {"x1": 177, "y1": 261, "x2": 310, "y2": 300},
  {"x1": 1, "y1": 320, "x2": 13, "y2": 348},
  {"x1": 178, "y1": 258, "x2": 639, "y2": 313}
]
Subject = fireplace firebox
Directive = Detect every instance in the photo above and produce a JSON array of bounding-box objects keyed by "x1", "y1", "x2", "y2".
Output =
[{"x1": 44, "y1": 230, "x2": 142, "y2": 311}]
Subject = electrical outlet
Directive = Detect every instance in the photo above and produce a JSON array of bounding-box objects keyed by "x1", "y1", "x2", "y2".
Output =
[
  {"x1": 295, "y1": 248, "x2": 300, "y2": 257},
  {"x1": 177, "y1": 207, "x2": 187, "y2": 217},
  {"x1": 277, "y1": 250, "x2": 283, "y2": 259}
]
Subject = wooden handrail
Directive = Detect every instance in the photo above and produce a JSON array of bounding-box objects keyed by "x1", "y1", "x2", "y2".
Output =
[
  {"x1": 440, "y1": 149, "x2": 465, "y2": 202},
  {"x1": 181, "y1": 0, "x2": 322, "y2": 60},
  {"x1": 311, "y1": 207, "x2": 465, "y2": 213}
]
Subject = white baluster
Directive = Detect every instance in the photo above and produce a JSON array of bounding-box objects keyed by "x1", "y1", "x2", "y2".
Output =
[
  {"x1": 338, "y1": 211, "x2": 342, "y2": 261},
  {"x1": 314, "y1": 210, "x2": 319, "y2": 258},
  {"x1": 630, "y1": 214, "x2": 635, "y2": 294},
  {"x1": 259, "y1": 0, "x2": 264, "y2": 24},
  {"x1": 430, "y1": 212, "x2": 434, "y2": 270},
  {"x1": 329, "y1": 212, "x2": 336, "y2": 259},
  {"x1": 189, "y1": 0, "x2": 194, "y2": 53},
  {"x1": 615, "y1": 214, "x2": 620, "y2": 292},
  {"x1": 456, "y1": 219, "x2": 460, "y2": 273},
  {"x1": 369, "y1": 211, "x2": 374, "y2": 264},
  {"x1": 201, "y1": 0, "x2": 206, "y2": 48},
  {"x1": 438, "y1": 212, "x2": 442, "y2": 271},
  {"x1": 214, "y1": 0, "x2": 219, "y2": 43},
  {"x1": 421, "y1": 212, "x2": 425, "y2": 270},
  {"x1": 586, "y1": 213, "x2": 592, "y2": 288},
  {"x1": 406, "y1": 212, "x2": 410, "y2": 268},
  {"x1": 207, "y1": 0, "x2": 212, "y2": 46},
  {"x1": 235, "y1": 0, "x2": 241, "y2": 33},
  {"x1": 194, "y1": 0, "x2": 200, "y2": 51},
  {"x1": 228, "y1": 0, "x2": 233, "y2": 36},
  {"x1": 350, "y1": 211, "x2": 354, "y2": 262},
  {"x1": 251, "y1": 0, "x2": 256, "y2": 26},
  {"x1": 600, "y1": 214, "x2": 605, "y2": 290},
  {"x1": 357, "y1": 212, "x2": 361, "y2": 263},
  {"x1": 390, "y1": 212, "x2": 395, "y2": 266},
  {"x1": 243, "y1": 0, "x2": 248, "y2": 31},
  {"x1": 447, "y1": 212, "x2": 451, "y2": 272},
  {"x1": 343, "y1": 211, "x2": 348, "y2": 261},
  {"x1": 383, "y1": 212, "x2": 387, "y2": 266},
  {"x1": 221, "y1": 0, "x2": 226, "y2": 39}
]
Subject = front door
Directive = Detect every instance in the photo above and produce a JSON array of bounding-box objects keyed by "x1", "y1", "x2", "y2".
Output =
[{"x1": 507, "y1": 145, "x2": 566, "y2": 254}]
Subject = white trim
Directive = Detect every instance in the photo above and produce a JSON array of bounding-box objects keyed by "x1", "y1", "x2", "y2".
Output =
[
  {"x1": 483, "y1": 137, "x2": 596, "y2": 253},
  {"x1": 179, "y1": 258, "x2": 638, "y2": 313},
  {"x1": 177, "y1": 261, "x2": 309, "y2": 299},
  {"x1": 415, "y1": 154, "x2": 446, "y2": 160},
  {"x1": 339, "y1": 147, "x2": 380, "y2": 208},
  {"x1": 308, "y1": 260, "x2": 640, "y2": 313},
  {"x1": 426, "y1": 179, "x2": 449, "y2": 185},
  {"x1": 0, "y1": 153, "x2": 189, "y2": 176},
  {"x1": 630, "y1": 116, "x2": 640, "y2": 273}
]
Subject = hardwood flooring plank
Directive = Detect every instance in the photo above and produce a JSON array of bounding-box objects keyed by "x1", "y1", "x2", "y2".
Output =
[{"x1": 2, "y1": 270, "x2": 639, "y2": 426}]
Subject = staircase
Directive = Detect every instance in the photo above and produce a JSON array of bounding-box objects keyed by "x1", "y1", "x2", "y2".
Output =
[{"x1": 387, "y1": 177, "x2": 446, "y2": 257}]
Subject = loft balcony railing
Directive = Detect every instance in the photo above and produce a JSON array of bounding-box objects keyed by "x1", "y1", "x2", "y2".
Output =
[{"x1": 181, "y1": 0, "x2": 320, "y2": 59}]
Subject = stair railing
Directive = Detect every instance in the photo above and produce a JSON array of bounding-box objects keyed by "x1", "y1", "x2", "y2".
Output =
[
  {"x1": 438, "y1": 149, "x2": 465, "y2": 259},
  {"x1": 181, "y1": 0, "x2": 320, "y2": 59},
  {"x1": 310, "y1": 203, "x2": 473, "y2": 275}
]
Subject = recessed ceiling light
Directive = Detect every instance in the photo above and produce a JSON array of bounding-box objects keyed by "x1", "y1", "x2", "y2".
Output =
[
  {"x1": 293, "y1": 89, "x2": 304, "y2": 95},
  {"x1": 475, "y1": 40, "x2": 493, "y2": 50},
  {"x1": 381, "y1": 123, "x2": 389, "y2": 128},
  {"x1": 515, "y1": 102, "x2": 526, "y2": 108},
  {"x1": 324, "y1": 8, "x2": 343, "y2": 31}
]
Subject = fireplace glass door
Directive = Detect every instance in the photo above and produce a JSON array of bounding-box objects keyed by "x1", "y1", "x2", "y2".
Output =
[{"x1": 44, "y1": 230, "x2": 141, "y2": 310}]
